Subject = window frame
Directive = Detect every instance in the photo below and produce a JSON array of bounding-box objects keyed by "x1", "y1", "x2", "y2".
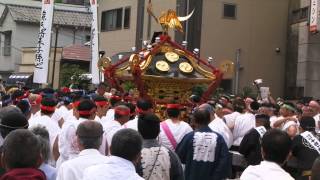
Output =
[
  {"x1": 222, "y1": 3, "x2": 237, "y2": 20},
  {"x1": 3, "y1": 31, "x2": 11, "y2": 56},
  {"x1": 101, "y1": 8, "x2": 123, "y2": 32},
  {"x1": 123, "y1": 6, "x2": 131, "y2": 29}
]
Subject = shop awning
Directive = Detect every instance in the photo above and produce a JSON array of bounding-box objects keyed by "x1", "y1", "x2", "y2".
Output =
[{"x1": 6, "y1": 74, "x2": 33, "y2": 85}]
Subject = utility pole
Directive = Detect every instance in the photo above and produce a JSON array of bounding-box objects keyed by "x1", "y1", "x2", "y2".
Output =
[
  {"x1": 234, "y1": 48, "x2": 241, "y2": 94},
  {"x1": 51, "y1": 26, "x2": 59, "y2": 88}
]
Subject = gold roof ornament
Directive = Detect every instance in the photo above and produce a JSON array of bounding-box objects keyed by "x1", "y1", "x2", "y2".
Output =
[
  {"x1": 165, "y1": 52, "x2": 180, "y2": 63},
  {"x1": 98, "y1": 57, "x2": 112, "y2": 72},
  {"x1": 147, "y1": 0, "x2": 194, "y2": 33}
]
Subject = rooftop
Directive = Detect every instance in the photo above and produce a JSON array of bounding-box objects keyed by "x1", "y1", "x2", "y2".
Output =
[
  {"x1": 62, "y1": 44, "x2": 91, "y2": 61},
  {"x1": 0, "y1": 0, "x2": 91, "y2": 27}
]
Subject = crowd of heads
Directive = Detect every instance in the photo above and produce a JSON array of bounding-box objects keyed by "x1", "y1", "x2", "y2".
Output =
[{"x1": 0, "y1": 82, "x2": 319, "y2": 179}]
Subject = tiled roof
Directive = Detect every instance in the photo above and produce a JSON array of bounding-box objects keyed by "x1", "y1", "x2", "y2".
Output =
[
  {"x1": 62, "y1": 44, "x2": 91, "y2": 61},
  {"x1": 6, "y1": 3, "x2": 91, "y2": 27}
]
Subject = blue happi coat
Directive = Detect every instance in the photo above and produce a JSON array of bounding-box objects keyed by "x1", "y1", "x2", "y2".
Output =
[{"x1": 176, "y1": 126, "x2": 231, "y2": 180}]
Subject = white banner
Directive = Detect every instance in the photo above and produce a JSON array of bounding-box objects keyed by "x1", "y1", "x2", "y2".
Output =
[
  {"x1": 90, "y1": 0, "x2": 100, "y2": 84},
  {"x1": 310, "y1": 0, "x2": 320, "y2": 33},
  {"x1": 33, "y1": 0, "x2": 54, "y2": 84}
]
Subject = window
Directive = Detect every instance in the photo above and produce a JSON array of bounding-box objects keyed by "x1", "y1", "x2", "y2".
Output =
[
  {"x1": 3, "y1": 31, "x2": 11, "y2": 56},
  {"x1": 223, "y1": 3, "x2": 236, "y2": 19},
  {"x1": 85, "y1": 35, "x2": 91, "y2": 42},
  {"x1": 291, "y1": 7, "x2": 309, "y2": 24},
  {"x1": 124, "y1": 7, "x2": 131, "y2": 29},
  {"x1": 101, "y1": 8, "x2": 123, "y2": 31}
]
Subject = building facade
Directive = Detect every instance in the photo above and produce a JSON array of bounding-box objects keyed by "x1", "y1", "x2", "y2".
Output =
[
  {"x1": 98, "y1": 0, "x2": 290, "y2": 98},
  {"x1": 0, "y1": 0, "x2": 91, "y2": 87},
  {"x1": 286, "y1": 0, "x2": 320, "y2": 99}
]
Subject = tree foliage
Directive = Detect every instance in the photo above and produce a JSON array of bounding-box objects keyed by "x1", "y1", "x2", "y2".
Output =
[{"x1": 59, "y1": 63, "x2": 86, "y2": 88}]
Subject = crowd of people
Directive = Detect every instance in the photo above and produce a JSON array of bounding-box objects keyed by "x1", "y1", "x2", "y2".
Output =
[{"x1": 0, "y1": 82, "x2": 319, "y2": 180}]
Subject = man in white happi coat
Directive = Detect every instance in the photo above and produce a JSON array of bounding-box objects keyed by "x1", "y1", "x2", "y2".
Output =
[
  {"x1": 224, "y1": 98, "x2": 245, "y2": 131},
  {"x1": 273, "y1": 102, "x2": 298, "y2": 129},
  {"x1": 28, "y1": 97, "x2": 61, "y2": 158},
  {"x1": 28, "y1": 93, "x2": 42, "y2": 119},
  {"x1": 159, "y1": 103, "x2": 192, "y2": 151},
  {"x1": 202, "y1": 103, "x2": 233, "y2": 149},
  {"x1": 100, "y1": 95, "x2": 122, "y2": 122},
  {"x1": 124, "y1": 98, "x2": 153, "y2": 131},
  {"x1": 240, "y1": 129, "x2": 294, "y2": 180},
  {"x1": 51, "y1": 96, "x2": 73, "y2": 128},
  {"x1": 56, "y1": 99, "x2": 98, "y2": 168},
  {"x1": 57, "y1": 120, "x2": 109, "y2": 180},
  {"x1": 82, "y1": 129, "x2": 144, "y2": 180},
  {"x1": 93, "y1": 95, "x2": 109, "y2": 122},
  {"x1": 232, "y1": 100, "x2": 260, "y2": 150},
  {"x1": 103, "y1": 105, "x2": 131, "y2": 149}
]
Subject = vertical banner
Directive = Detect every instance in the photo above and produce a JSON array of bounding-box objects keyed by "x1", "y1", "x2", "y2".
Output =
[
  {"x1": 33, "y1": 0, "x2": 54, "y2": 84},
  {"x1": 90, "y1": 0, "x2": 100, "y2": 84},
  {"x1": 310, "y1": 0, "x2": 320, "y2": 33}
]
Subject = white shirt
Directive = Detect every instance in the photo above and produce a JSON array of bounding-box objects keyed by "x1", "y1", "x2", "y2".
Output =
[
  {"x1": 56, "y1": 118, "x2": 86, "y2": 168},
  {"x1": 0, "y1": 135, "x2": 4, "y2": 147},
  {"x1": 82, "y1": 156, "x2": 144, "y2": 180},
  {"x1": 30, "y1": 111, "x2": 41, "y2": 119},
  {"x1": 101, "y1": 109, "x2": 115, "y2": 123},
  {"x1": 57, "y1": 149, "x2": 109, "y2": 180},
  {"x1": 94, "y1": 115, "x2": 101, "y2": 122},
  {"x1": 64, "y1": 109, "x2": 77, "y2": 122},
  {"x1": 123, "y1": 116, "x2": 138, "y2": 130},
  {"x1": 159, "y1": 119, "x2": 193, "y2": 150},
  {"x1": 28, "y1": 115, "x2": 61, "y2": 149},
  {"x1": 224, "y1": 111, "x2": 241, "y2": 129},
  {"x1": 233, "y1": 112, "x2": 256, "y2": 146},
  {"x1": 53, "y1": 106, "x2": 70, "y2": 123},
  {"x1": 103, "y1": 120, "x2": 122, "y2": 148},
  {"x1": 240, "y1": 161, "x2": 294, "y2": 180},
  {"x1": 269, "y1": 115, "x2": 278, "y2": 128},
  {"x1": 209, "y1": 117, "x2": 233, "y2": 148},
  {"x1": 39, "y1": 163, "x2": 57, "y2": 180},
  {"x1": 314, "y1": 113, "x2": 320, "y2": 133}
]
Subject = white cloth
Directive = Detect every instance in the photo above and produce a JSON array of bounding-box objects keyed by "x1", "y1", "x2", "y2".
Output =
[
  {"x1": 29, "y1": 114, "x2": 61, "y2": 166},
  {"x1": 233, "y1": 112, "x2": 256, "y2": 146},
  {"x1": 224, "y1": 111, "x2": 241, "y2": 129},
  {"x1": 273, "y1": 116, "x2": 297, "y2": 129},
  {"x1": 103, "y1": 120, "x2": 123, "y2": 148},
  {"x1": 56, "y1": 118, "x2": 86, "y2": 168},
  {"x1": 28, "y1": 115, "x2": 61, "y2": 149},
  {"x1": 123, "y1": 116, "x2": 138, "y2": 130},
  {"x1": 53, "y1": 106, "x2": 70, "y2": 123},
  {"x1": 51, "y1": 111, "x2": 63, "y2": 125},
  {"x1": 159, "y1": 119, "x2": 193, "y2": 150},
  {"x1": 39, "y1": 163, "x2": 57, "y2": 180},
  {"x1": 30, "y1": 111, "x2": 41, "y2": 119},
  {"x1": 0, "y1": 134, "x2": 4, "y2": 147},
  {"x1": 209, "y1": 117, "x2": 233, "y2": 148},
  {"x1": 269, "y1": 115, "x2": 278, "y2": 128},
  {"x1": 240, "y1": 161, "x2": 294, "y2": 180},
  {"x1": 101, "y1": 109, "x2": 115, "y2": 123},
  {"x1": 82, "y1": 156, "x2": 144, "y2": 180},
  {"x1": 282, "y1": 121, "x2": 297, "y2": 131},
  {"x1": 94, "y1": 115, "x2": 101, "y2": 122},
  {"x1": 61, "y1": 109, "x2": 77, "y2": 123},
  {"x1": 314, "y1": 113, "x2": 320, "y2": 133},
  {"x1": 57, "y1": 149, "x2": 109, "y2": 180}
]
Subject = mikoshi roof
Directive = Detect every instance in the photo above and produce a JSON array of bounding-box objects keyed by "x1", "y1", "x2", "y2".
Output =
[{"x1": 99, "y1": 35, "x2": 223, "y2": 104}]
